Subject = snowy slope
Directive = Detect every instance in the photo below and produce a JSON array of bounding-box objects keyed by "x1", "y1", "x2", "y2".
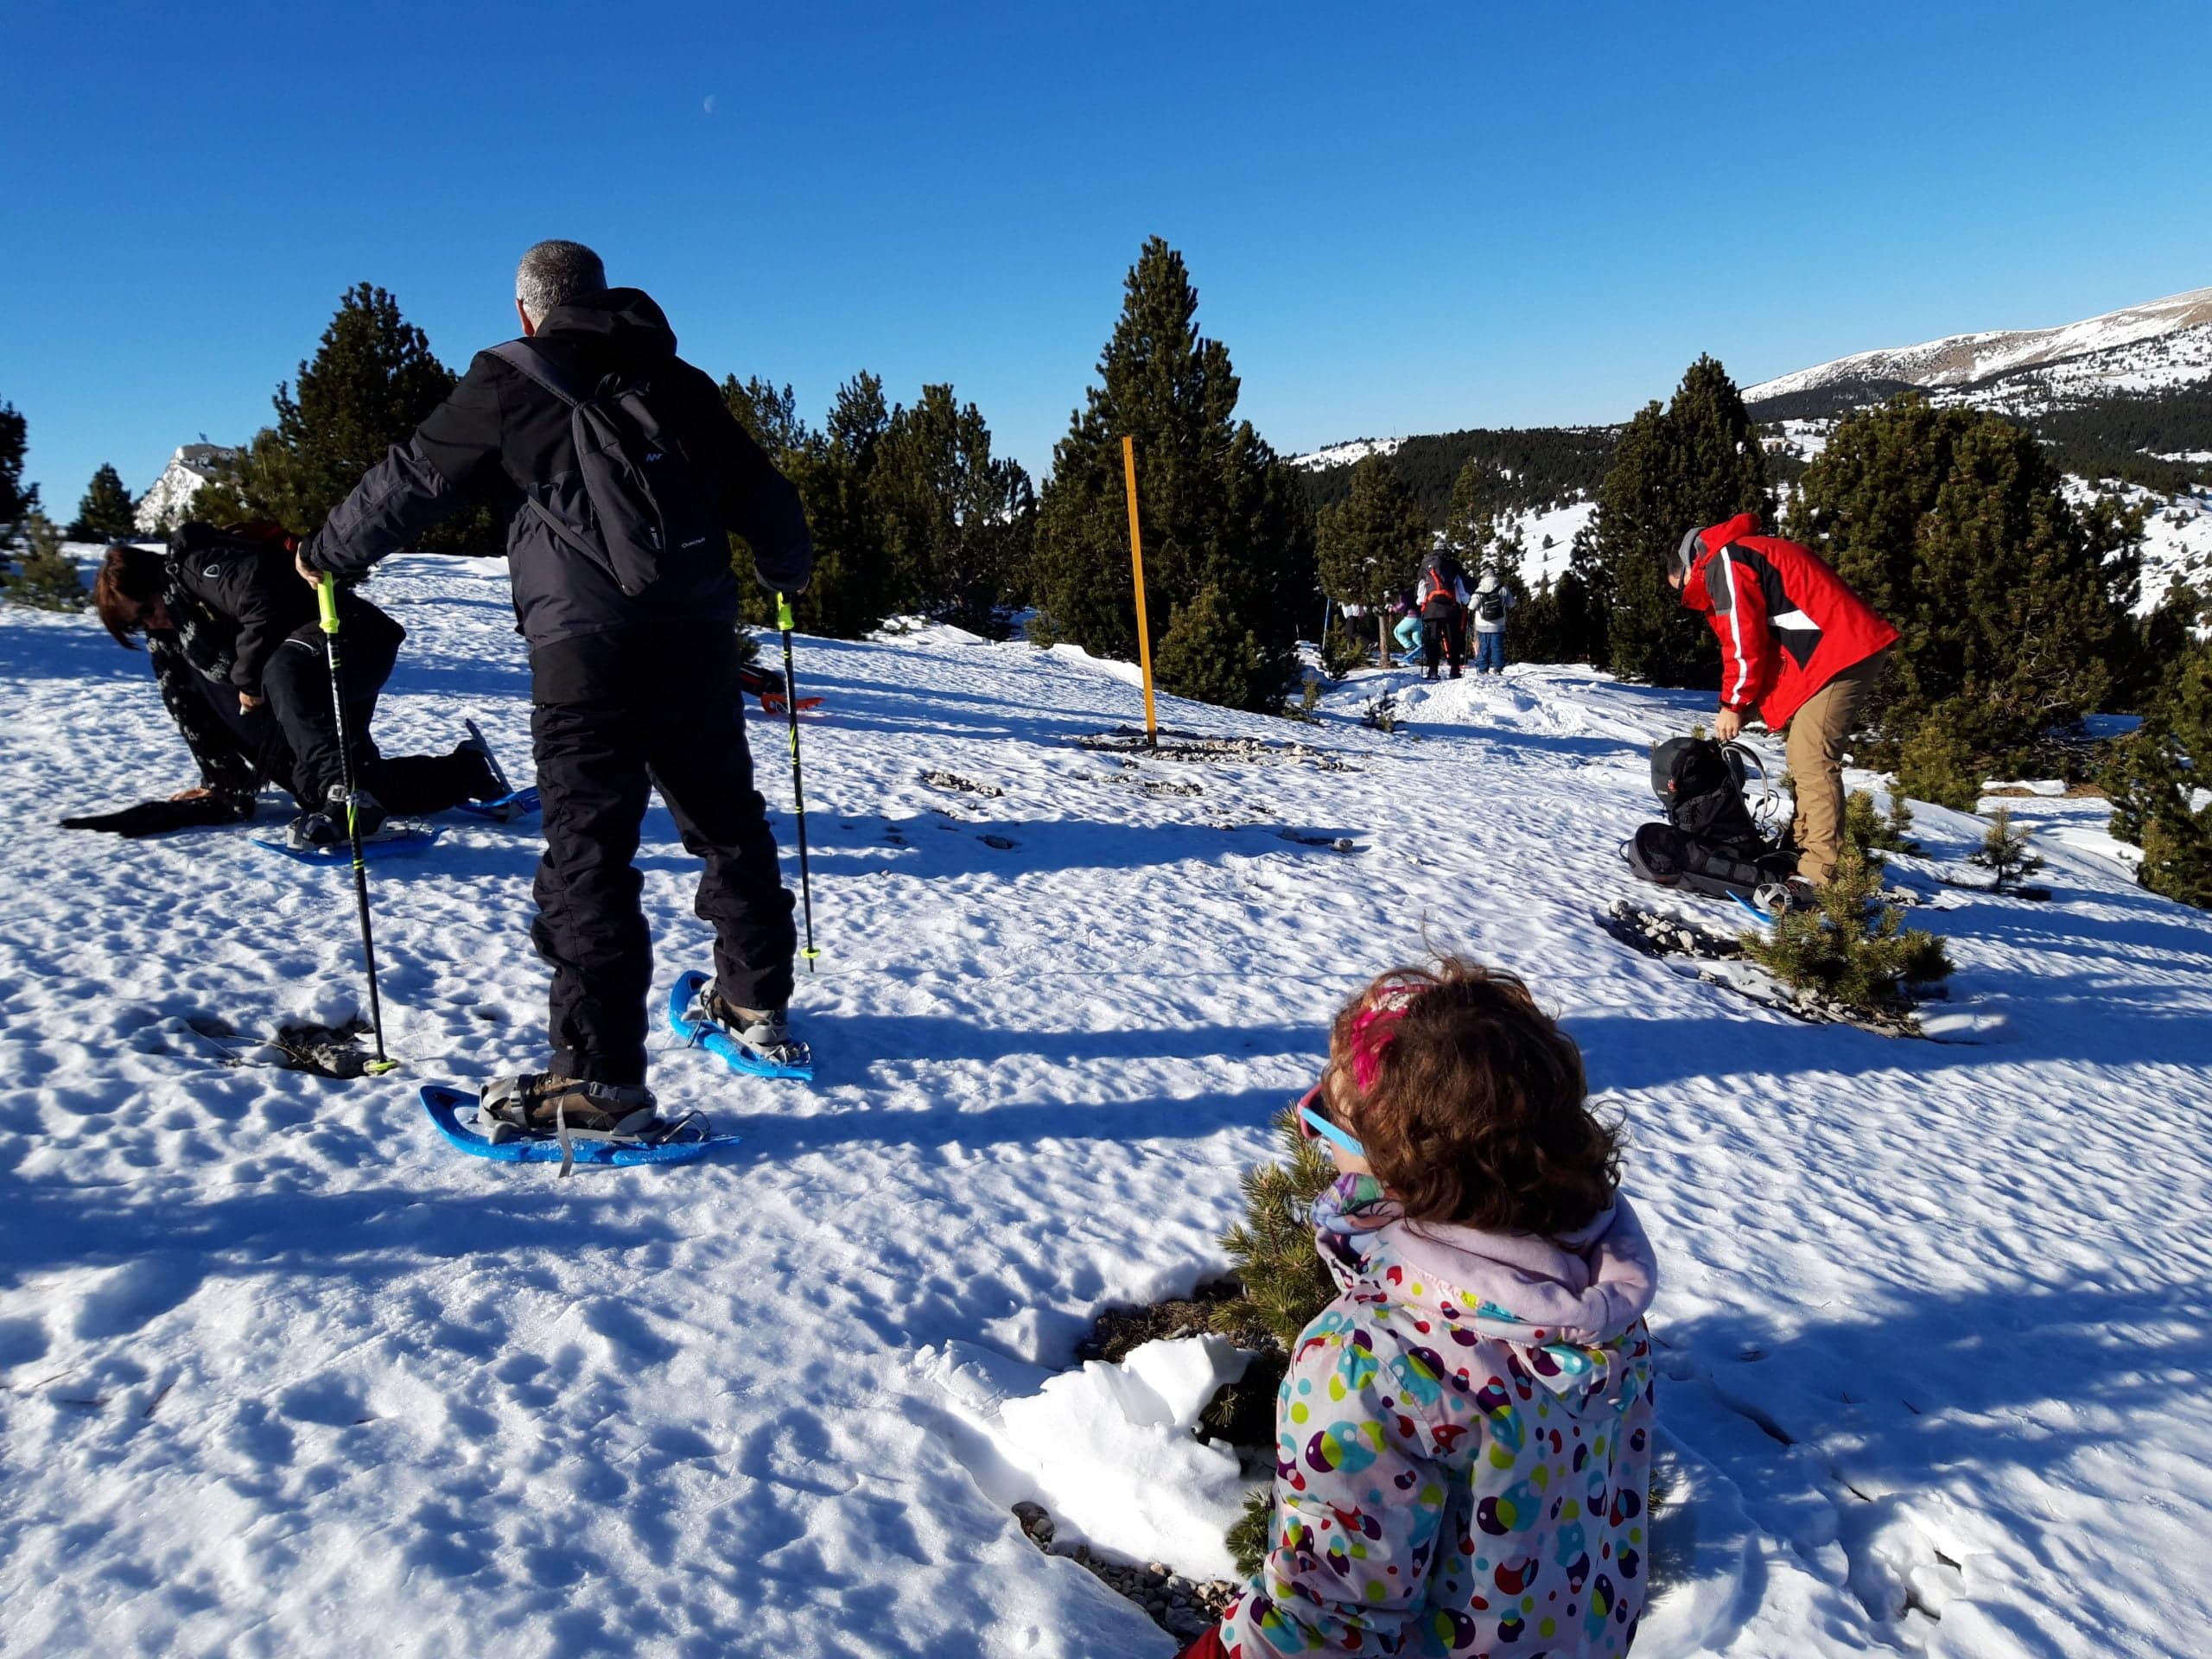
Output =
[
  {"x1": 1287, "y1": 436, "x2": 1404, "y2": 471},
  {"x1": 3, "y1": 558, "x2": 2210, "y2": 1657},
  {"x1": 1746, "y1": 286, "x2": 2212, "y2": 403}
]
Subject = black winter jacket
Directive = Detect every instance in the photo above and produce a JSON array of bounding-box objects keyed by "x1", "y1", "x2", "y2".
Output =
[
  {"x1": 168, "y1": 524, "x2": 319, "y2": 690},
  {"x1": 302, "y1": 288, "x2": 811, "y2": 674}
]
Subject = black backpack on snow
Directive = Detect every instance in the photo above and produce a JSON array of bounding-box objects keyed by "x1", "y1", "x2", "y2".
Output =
[
  {"x1": 490, "y1": 340, "x2": 725, "y2": 601},
  {"x1": 1625, "y1": 736, "x2": 1796, "y2": 901},
  {"x1": 1651, "y1": 737, "x2": 1764, "y2": 853}
]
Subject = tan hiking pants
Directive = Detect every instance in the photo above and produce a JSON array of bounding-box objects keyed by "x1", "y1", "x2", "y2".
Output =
[{"x1": 1780, "y1": 648, "x2": 1890, "y2": 884}]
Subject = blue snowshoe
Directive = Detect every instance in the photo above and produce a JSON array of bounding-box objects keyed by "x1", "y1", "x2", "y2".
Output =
[{"x1": 668, "y1": 969, "x2": 814, "y2": 1082}]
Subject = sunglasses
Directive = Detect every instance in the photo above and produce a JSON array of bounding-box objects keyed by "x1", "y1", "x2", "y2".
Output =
[{"x1": 1294, "y1": 1077, "x2": 1366, "y2": 1160}]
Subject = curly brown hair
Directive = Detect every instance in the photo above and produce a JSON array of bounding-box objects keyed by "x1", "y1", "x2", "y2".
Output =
[{"x1": 1327, "y1": 957, "x2": 1620, "y2": 1235}]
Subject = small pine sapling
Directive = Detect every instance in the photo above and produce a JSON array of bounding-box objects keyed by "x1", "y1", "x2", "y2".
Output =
[
  {"x1": 3, "y1": 511, "x2": 87, "y2": 613},
  {"x1": 1970, "y1": 806, "x2": 2044, "y2": 892},
  {"x1": 1228, "y1": 1489, "x2": 1274, "y2": 1579},
  {"x1": 1218, "y1": 1107, "x2": 1338, "y2": 1351},
  {"x1": 1843, "y1": 789, "x2": 1917, "y2": 858},
  {"x1": 1217, "y1": 1107, "x2": 1338, "y2": 1578},
  {"x1": 1359, "y1": 692, "x2": 1399, "y2": 734},
  {"x1": 1745, "y1": 842, "x2": 1955, "y2": 1019},
  {"x1": 1322, "y1": 620, "x2": 1372, "y2": 679}
]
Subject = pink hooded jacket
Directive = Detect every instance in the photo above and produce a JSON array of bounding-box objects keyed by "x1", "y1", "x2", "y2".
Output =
[{"x1": 1217, "y1": 1177, "x2": 1659, "y2": 1657}]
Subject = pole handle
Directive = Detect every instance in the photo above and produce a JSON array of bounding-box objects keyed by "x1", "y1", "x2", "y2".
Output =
[
  {"x1": 317, "y1": 571, "x2": 340, "y2": 635},
  {"x1": 776, "y1": 593, "x2": 797, "y2": 632}
]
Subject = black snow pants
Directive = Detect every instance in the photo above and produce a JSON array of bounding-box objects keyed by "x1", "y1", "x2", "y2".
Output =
[
  {"x1": 197, "y1": 603, "x2": 480, "y2": 814},
  {"x1": 1421, "y1": 610, "x2": 1464, "y2": 676},
  {"x1": 528, "y1": 624, "x2": 797, "y2": 1086}
]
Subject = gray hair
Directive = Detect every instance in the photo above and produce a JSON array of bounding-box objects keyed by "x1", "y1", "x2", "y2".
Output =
[{"x1": 515, "y1": 239, "x2": 607, "y2": 323}]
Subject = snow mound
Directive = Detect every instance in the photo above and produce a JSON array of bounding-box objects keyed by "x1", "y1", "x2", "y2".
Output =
[
  {"x1": 922, "y1": 1335, "x2": 1257, "y2": 1581},
  {"x1": 4, "y1": 554, "x2": 2212, "y2": 1656}
]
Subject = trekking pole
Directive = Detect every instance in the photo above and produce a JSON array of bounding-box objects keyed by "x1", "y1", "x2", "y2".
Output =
[
  {"x1": 318, "y1": 572, "x2": 397, "y2": 1072},
  {"x1": 775, "y1": 594, "x2": 820, "y2": 972}
]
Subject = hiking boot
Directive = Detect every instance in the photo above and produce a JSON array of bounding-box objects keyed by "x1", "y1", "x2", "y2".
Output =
[
  {"x1": 1423, "y1": 670, "x2": 1439, "y2": 682},
  {"x1": 285, "y1": 785, "x2": 385, "y2": 849},
  {"x1": 699, "y1": 982, "x2": 809, "y2": 1069},
  {"x1": 479, "y1": 1073, "x2": 658, "y2": 1137}
]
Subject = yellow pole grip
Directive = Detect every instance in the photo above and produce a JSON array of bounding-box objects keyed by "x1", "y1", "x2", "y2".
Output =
[{"x1": 317, "y1": 570, "x2": 340, "y2": 634}]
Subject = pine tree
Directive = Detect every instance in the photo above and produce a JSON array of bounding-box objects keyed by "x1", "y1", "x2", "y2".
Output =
[
  {"x1": 1315, "y1": 453, "x2": 1427, "y2": 614},
  {"x1": 195, "y1": 284, "x2": 477, "y2": 546},
  {"x1": 1581, "y1": 357, "x2": 1771, "y2": 687},
  {"x1": 1892, "y1": 714, "x2": 1983, "y2": 812},
  {"x1": 1745, "y1": 842, "x2": 1953, "y2": 1019},
  {"x1": 1217, "y1": 1108, "x2": 1339, "y2": 1580},
  {"x1": 0, "y1": 399, "x2": 39, "y2": 546},
  {"x1": 1442, "y1": 454, "x2": 1509, "y2": 575},
  {"x1": 719, "y1": 375, "x2": 810, "y2": 455},
  {"x1": 1033, "y1": 237, "x2": 1315, "y2": 712},
  {"x1": 2105, "y1": 640, "x2": 2212, "y2": 909},
  {"x1": 723, "y1": 372, "x2": 899, "y2": 640},
  {"x1": 873, "y1": 384, "x2": 1036, "y2": 636},
  {"x1": 1970, "y1": 807, "x2": 2044, "y2": 890},
  {"x1": 1789, "y1": 394, "x2": 2139, "y2": 764},
  {"x1": 69, "y1": 463, "x2": 137, "y2": 540},
  {"x1": 3, "y1": 510, "x2": 88, "y2": 611},
  {"x1": 1844, "y1": 788, "x2": 1916, "y2": 857},
  {"x1": 1217, "y1": 1108, "x2": 1338, "y2": 1351}
]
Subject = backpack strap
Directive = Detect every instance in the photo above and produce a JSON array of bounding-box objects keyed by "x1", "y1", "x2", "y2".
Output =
[{"x1": 488, "y1": 339, "x2": 582, "y2": 409}]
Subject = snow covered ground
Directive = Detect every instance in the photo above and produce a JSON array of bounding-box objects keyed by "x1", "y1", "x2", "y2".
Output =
[{"x1": 3, "y1": 556, "x2": 2210, "y2": 1656}]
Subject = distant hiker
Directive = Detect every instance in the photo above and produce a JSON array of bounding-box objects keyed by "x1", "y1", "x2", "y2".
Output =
[
  {"x1": 1389, "y1": 592, "x2": 1423, "y2": 665},
  {"x1": 1182, "y1": 958, "x2": 1657, "y2": 1659},
  {"x1": 1670, "y1": 514, "x2": 1897, "y2": 887},
  {"x1": 84, "y1": 532, "x2": 500, "y2": 842},
  {"x1": 1416, "y1": 550, "x2": 1468, "y2": 680},
  {"x1": 1470, "y1": 569, "x2": 1514, "y2": 674},
  {"x1": 297, "y1": 238, "x2": 815, "y2": 1138}
]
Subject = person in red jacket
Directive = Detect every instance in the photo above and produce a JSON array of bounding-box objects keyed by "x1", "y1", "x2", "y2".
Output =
[{"x1": 1670, "y1": 513, "x2": 1897, "y2": 886}]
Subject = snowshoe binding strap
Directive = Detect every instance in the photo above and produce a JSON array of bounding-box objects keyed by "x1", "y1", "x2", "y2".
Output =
[
  {"x1": 691, "y1": 981, "x2": 811, "y2": 1071},
  {"x1": 479, "y1": 1074, "x2": 662, "y2": 1178}
]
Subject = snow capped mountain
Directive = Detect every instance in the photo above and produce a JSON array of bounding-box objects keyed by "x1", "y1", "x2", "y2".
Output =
[
  {"x1": 1745, "y1": 286, "x2": 2212, "y2": 405},
  {"x1": 1287, "y1": 435, "x2": 1403, "y2": 471},
  {"x1": 132, "y1": 443, "x2": 237, "y2": 535}
]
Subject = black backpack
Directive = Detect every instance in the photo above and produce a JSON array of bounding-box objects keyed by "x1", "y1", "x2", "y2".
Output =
[
  {"x1": 490, "y1": 340, "x2": 725, "y2": 601},
  {"x1": 1650, "y1": 736, "x2": 1764, "y2": 854},
  {"x1": 1476, "y1": 587, "x2": 1507, "y2": 623},
  {"x1": 1624, "y1": 736, "x2": 1795, "y2": 901}
]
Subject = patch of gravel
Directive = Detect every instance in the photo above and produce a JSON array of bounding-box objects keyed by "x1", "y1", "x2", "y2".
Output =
[
  {"x1": 1013, "y1": 1502, "x2": 1237, "y2": 1644},
  {"x1": 1599, "y1": 899, "x2": 1744, "y2": 962},
  {"x1": 1076, "y1": 725, "x2": 1356, "y2": 772},
  {"x1": 919, "y1": 768, "x2": 1003, "y2": 798},
  {"x1": 1600, "y1": 899, "x2": 1932, "y2": 1038}
]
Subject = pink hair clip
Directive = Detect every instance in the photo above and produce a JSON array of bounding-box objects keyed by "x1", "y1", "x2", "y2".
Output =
[{"x1": 1345, "y1": 984, "x2": 1420, "y2": 1091}]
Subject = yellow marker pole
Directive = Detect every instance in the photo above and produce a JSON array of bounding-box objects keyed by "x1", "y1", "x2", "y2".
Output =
[{"x1": 1121, "y1": 435, "x2": 1159, "y2": 748}]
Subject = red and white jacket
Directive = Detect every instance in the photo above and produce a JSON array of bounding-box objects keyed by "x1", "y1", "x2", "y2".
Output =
[{"x1": 1680, "y1": 514, "x2": 1897, "y2": 729}]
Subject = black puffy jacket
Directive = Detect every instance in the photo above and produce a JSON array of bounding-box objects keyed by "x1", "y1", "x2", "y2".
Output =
[
  {"x1": 302, "y1": 288, "x2": 811, "y2": 667},
  {"x1": 167, "y1": 523, "x2": 319, "y2": 690}
]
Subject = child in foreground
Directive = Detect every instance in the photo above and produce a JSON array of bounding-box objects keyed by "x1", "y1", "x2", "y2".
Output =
[{"x1": 1181, "y1": 958, "x2": 1658, "y2": 1658}]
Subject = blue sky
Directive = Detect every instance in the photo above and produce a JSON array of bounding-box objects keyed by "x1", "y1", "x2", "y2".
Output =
[{"x1": 3, "y1": 1, "x2": 2207, "y2": 517}]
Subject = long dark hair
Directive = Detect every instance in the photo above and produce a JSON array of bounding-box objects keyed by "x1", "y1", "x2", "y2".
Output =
[{"x1": 92, "y1": 543, "x2": 168, "y2": 649}]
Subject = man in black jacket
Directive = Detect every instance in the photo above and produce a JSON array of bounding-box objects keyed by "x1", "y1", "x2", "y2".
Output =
[{"x1": 299, "y1": 240, "x2": 815, "y2": 1135}]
